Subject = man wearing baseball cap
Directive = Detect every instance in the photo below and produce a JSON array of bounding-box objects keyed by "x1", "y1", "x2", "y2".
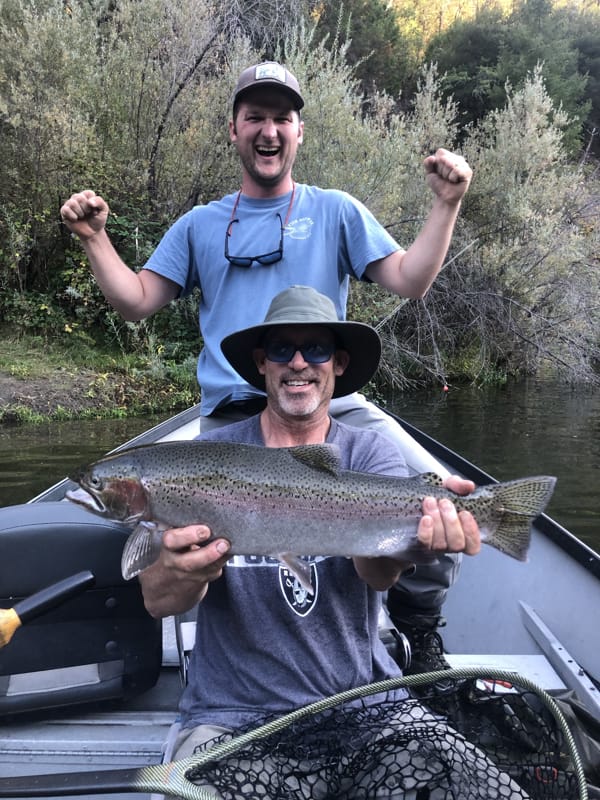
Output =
[
  {"x1": 60, "y1": 60, "x2": 474, "y2": 673},
  {"x1": 232, "y1": 62, "x2": 304, "y2": 111}
]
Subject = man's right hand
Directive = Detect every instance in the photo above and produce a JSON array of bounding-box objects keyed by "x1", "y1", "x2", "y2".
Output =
[
  {"x1": 138, "y1": 525, "x2": 231, "y2": 618},
  {"x1": 160, "y1": 525, "x2": 231, "y2": 581},
  {"x1": 60, "y1": 190, "x2": 109, "y2": 241}
]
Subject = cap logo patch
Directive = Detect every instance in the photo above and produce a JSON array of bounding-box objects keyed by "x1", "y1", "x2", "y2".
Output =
[{"x1": 255, "y1": 63, "x2": 287, "y2": 83}]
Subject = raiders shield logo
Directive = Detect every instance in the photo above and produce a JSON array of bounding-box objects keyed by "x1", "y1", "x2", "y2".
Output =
[{"x1": 279, "y1": 563, "x2": 318, "y2": 616}]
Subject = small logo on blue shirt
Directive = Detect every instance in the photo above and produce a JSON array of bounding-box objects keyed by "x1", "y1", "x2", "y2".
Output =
[{"x1": 285, "y1": 217, "x2": 314, "y2": 240}]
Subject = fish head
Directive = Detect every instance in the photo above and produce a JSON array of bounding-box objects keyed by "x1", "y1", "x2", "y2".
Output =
[{"x1": 66, "y1": 458, "x2": 149, "y2": 525}]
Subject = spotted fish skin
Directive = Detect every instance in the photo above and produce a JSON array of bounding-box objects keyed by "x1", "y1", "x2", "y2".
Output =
[{"x1": 67, "y1": 440, "x2": 556, "y2": 584}]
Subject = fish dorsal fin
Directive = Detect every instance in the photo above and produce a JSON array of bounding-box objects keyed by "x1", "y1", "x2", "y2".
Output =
[
  {"x1": 287, "y1": 444, "x2": 341, "y2": 476},
  {"x1": 417, "y1": 472, "x2": 445, "y2": 488}
]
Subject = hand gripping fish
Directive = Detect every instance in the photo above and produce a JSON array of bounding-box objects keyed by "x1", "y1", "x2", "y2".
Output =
[{"x1": 66, "y1": 440, "x2": 556, "y2": 591}]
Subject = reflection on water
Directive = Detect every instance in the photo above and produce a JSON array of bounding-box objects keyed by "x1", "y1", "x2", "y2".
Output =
[
  {"x1": 0, "y1": 381, "x2": 598, "y2": 551},
  {"x1": 0, "y1": 415, "x2": 167, "y2": 505},
  {"x1": 388, "y1": 380, "x2": 599, "y2": 552}
]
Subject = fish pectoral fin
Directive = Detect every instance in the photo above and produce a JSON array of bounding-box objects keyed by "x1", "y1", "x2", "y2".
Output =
[
  {"x1": 121, "y1": 522, "x2": 164, "y2": 580},
  {"x1": 279, "y1": 554, "x2": 314, "y2": 595},
  {"x1": 287, "y1": 444, "x2": 341, "y2": 476}
]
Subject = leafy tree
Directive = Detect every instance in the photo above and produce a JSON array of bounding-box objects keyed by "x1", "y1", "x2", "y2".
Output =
[
  {"x1": 422, "y1": 8, "x2": 507, "y2": 126},
  {"x1": 0, "y1": 1, "x2": 597, "y2": 386},
  {"x1": 312, "y1": 0, "x2": 411, "y2": 98},
  {"x1": 390, "y1": 0, "x2": 513, "y2": 66},
  {"x1": 424, "y1": 1, "x2": 591, "y2": 153},
  {"x1": 399, "y1": 67, "x2": 600, "y2": 385},
  {"x1": 571, "y1": 12, "x2": 600, "y2": 151}
]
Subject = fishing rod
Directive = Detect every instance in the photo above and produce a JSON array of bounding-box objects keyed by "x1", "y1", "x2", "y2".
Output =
[{"x1": 0, "y1": 571, "x2": 95, "y2": 648}]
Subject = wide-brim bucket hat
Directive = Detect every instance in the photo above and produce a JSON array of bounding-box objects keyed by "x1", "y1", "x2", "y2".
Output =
[{"x1": 221, "y1": 285, "x2": 381, "y2": 398}]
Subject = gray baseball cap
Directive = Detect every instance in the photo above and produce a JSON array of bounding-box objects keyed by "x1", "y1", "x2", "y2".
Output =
[{"x1": 233, "y1": 62, "x2": 304, "y2": 111}]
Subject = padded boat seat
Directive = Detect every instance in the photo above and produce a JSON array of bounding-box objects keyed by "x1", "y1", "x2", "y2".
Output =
[{"x1": 0, "y1": 502, "x2": 162, "y2": 715}]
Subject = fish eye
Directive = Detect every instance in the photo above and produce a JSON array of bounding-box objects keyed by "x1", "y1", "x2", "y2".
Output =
[{"x1": 88, "y1": 475, "x2": 102, "y2": 488}]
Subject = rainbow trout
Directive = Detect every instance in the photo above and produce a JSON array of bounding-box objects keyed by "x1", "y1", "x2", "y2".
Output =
[{"x1": 66, "y1": 440, "x2": 556, "y2": 590}]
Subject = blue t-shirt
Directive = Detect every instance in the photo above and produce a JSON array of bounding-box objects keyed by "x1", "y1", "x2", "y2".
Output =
[
  {"x1": 143, "y1": 185, "x2": 399, "y2": 414},
  {"x1": 178, "y1": 416, "x2": 408, "y2": 730}
]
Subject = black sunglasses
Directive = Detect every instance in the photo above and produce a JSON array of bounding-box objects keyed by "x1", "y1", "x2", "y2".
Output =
[
  {"x1": 264, "y1": 340, "x2": 336, "y2": 364},
  {"x1": 224, "y1": 183, "x2": 296, "y2": 269},
  {"x1": 225, "y1": 213, "x2": 284, "y2": 268}
]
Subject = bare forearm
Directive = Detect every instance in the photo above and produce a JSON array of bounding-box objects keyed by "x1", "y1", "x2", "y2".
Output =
[
  {"x1": 81, "y1": 230, "x2": 150, "y2": 320},
  {"x1": 398, "y1": 195, "x2": 463, "y2": 295},
  {"x1": 366, "y1": 149, "x2": 472, "y2": 297},
  {"x1": 61, "y1": 189, "x2": 170, "y2": 320},
  {"x1": 60, "y1": 196, "x2": 177, "y2": 319},
  {"x1": 82, "y1": 231, "x2": 179, "y2": 321},
  {"x1": 366, "y1": 195, "x2": 462, "y2": 298}
]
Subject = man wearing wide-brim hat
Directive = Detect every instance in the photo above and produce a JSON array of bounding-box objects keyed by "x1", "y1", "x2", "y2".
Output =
[
  {"x1": 138, "y1": 286, "x2": 481, "y2": 781},
  {"x1": 221, "y1": 283, "x2": 382, "y2": 405}
]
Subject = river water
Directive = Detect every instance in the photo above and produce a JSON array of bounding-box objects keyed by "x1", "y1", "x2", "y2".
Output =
[
  {"x1": 387, "y1": 380, "x2": 599, "y2": 551},
  {"x1": 0, "y1": 380, "x2": 598, "y2": 551}
]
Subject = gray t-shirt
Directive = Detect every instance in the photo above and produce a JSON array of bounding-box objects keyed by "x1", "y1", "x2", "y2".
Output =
[{"x1": 178, "y1": 416, "x2": 408, "y2": 730}]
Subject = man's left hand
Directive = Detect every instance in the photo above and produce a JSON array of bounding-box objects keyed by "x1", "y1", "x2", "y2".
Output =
[
  {"x1": 424, "y1": 148, "x2": 472, "y2": 205},
  {"x1": 417, "y1": 475, "x2": 481, "y2": 555}
]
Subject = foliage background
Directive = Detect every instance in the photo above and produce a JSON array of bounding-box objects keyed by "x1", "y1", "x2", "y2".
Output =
[{"x1": 0, "y1": 0, "x2": 598, "y2": 410}]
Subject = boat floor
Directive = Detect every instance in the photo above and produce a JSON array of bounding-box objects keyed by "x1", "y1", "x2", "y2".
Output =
[
  {"x1": 0, "y1": 624, "x2": 183, "y2": 799},
  {"x1": 0, "y1": 619, "x2": 581, "y2": 800}
]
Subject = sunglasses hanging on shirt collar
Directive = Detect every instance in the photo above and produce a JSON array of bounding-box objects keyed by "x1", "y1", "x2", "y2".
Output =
[{"x1": 224, "y1": 183, "x2": 296, "y2": 268}]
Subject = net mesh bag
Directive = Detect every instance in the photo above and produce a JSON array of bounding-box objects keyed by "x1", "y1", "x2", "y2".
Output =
[{"x1": 181, "y1": 668, "x2": 587, "y2": 800}]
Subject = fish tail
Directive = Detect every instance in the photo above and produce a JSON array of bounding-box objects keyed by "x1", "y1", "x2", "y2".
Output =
[{"x1": 481, "y1": 476, "x2": 556, "y2": 561}]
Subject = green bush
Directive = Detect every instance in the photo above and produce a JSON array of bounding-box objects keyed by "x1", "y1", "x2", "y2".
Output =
[{"x1": 0, "y1": 1, "x2": 597, "y2": 394}]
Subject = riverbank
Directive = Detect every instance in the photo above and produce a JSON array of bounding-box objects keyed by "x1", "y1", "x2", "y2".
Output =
[
  {"x1": 0, "y1": 333, "x2": 200, "y2": 424},
  {"x1": 0, "y1": 367, "x2": 198, "y2": 423},
  {"x1": 0, "y1": 368, "x2": 100, "y2": 421}
]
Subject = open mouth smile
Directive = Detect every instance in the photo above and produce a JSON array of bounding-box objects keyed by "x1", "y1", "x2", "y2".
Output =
[{"x1": 256, "y1": 145, "x2": 280, "y2": 158}]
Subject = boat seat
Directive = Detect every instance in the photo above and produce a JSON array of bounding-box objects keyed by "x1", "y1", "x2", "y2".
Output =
[{"x1": 0, "y1": 502, "x2": 162, "y2": 715}]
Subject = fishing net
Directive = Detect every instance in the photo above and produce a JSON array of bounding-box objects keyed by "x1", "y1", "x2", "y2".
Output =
[{"x1": 172, "y1": 668, "x2": 588, "y2": 800}]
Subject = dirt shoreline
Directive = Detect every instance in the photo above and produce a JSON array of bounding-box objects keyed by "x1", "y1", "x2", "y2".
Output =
[{"x1": 0, "y1": 368, "x2": 150, "y2": 422}]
